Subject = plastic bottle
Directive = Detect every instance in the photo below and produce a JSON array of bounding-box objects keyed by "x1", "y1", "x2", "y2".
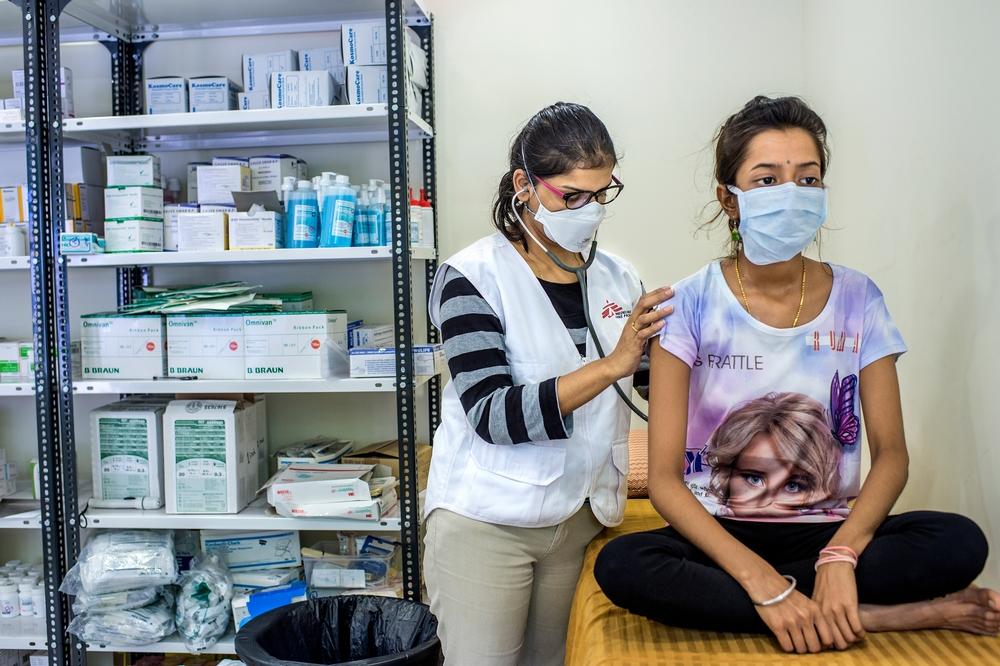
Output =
[
  {"x1": 380, "y1": 183, "x2": 393, "y2": 245},
  {"x1": 164, "y1": 177, "x2": 182, "y2": 205},
  {"x1": 354, "y1": 187, "x2": 372, "y2": 246},
  {"x1": 17, "y1": 583, "x2": 32, "y2": 617},
  {"x1": 311, "y1": 176, "x2": 324, "y2": 211},
  {"x1": 368, "y1": 180, "x2": 387, "y2": 246},
  {"x1": 280, "y1": 176, "x2": 297, "y2": 209},
  {"x1": 320, "y1": 174, "x2": 356, "y2": 248},
  {"x1": 0, "y1": 584, "x2": 18, "y2": 618},
  {"x1": 408, "y1": 187, "x2": 423, "y2": 246},
  {"x1": 31, "y1": 585, "x2": 44, "y2": 618},
  {"x1": 286, "y1": 180, "x2": 320, "y2": 248}
]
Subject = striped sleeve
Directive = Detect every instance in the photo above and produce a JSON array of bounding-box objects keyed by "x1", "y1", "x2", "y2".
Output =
[{"x1": 436, "y1": 265, "x2": 572, "y2": 445}]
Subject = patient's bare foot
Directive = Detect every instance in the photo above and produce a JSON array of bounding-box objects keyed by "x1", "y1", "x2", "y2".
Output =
[{"x1": 860, "y1": 586, "x2": 1000, "y2": 635}]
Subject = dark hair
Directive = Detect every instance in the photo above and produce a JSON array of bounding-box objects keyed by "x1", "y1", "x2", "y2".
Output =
[
  {"x1": 708, "y1": 96, "x2": 831, "y2": 256},
  {"x1": 492, "y1": 102, "x2": 617, "y2": 245}
]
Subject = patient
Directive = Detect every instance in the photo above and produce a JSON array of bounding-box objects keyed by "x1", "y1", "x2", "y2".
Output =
[{"x1": 595, "y1": 95, "x2": 999, "y2": 654}]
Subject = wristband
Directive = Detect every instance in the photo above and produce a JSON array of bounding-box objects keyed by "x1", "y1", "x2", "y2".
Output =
[
  {"x1": 814, "y1": 555, "x2": 857, "y2": 571},
  {"x1": 753, "y1": 575, "x2": 797, "y2": 607}
]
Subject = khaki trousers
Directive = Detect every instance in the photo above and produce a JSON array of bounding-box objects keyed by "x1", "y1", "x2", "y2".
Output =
[{"x1": 424, "y1": 506, "x2": 603, "y2": 666}]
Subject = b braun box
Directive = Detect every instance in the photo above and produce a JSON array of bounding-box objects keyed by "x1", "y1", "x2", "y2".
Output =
[
  {"x1": 81, "y1": 313, "x2": 166, "y2": 379},
  {"x1": 166, "y1": 313, "x2": 245, "y2": 379},
  {"x1": 104, "y1": 186, "x2": 164, "y2": 220},
  {"x1": 243, "y1": 311, "x2": 348, "y2": 380},
  {"x1": 107, "y1": 155, "x2": 161, "y2": 187},
  {"x1": 90, "y1": 399, "x2": 165, "y2": 503}
]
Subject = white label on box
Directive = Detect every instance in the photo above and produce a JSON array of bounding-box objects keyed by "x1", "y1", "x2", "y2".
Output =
[
  {"x1": 243, "y1": 50, "x2": 299, "y2": 92},
  {"x1": 188, "y1": 77, "x2": 240, "y2": 112},
  {"x1": 104, "y1": 186, "x2": 164, "y2": 220},
  {"x1": 167, "y1": 314, "x2": 245, "y2": 379},
  {"x1": 229, "y1": 212, "x2": 283, "y2": 250},
  {"x1": 196, "y1": 165, "x2": 251, "y2": 205},
  {"x1": 346, "y1": 65, "x2": 387, "y2": 105},
  {"x1": 164, "y1": 203, "x2": 199, "y2": 251},
  {"x1": 243, "y1": 311, "x2": 348, "y2": 379},
  {"x1": 104, "y1": 219, "x2": 164, "y2": 253},
  {"x1": 201, "y1": 530, "x2": 301, "y2": 570},
  {"x1": 177, "y1": 212, "x2": 227, "y2": 251},
  {"x1": 92, "y1": 401, "x2": 164, "y2": 501},
  {"x1": 239, "y1": 91, "x2": 271, "y2": 110},
  {"x1": 271, "y1": 71, "x2": 334, "y2": 109},
  {"x1": 187, "y1": 163, "x2": 209, "y2": 201},
  {"x1": 311, "y1": 565, "x2": 366, "y2": 589},
  {"x1": 342, "y1": 22, "x2": 387, "y2": 65},
  {"x1": 250, "y1": 155, "x2": 298, "y2": 198},
  {"x1": 300, "y1": 46, "x2": 346, "y2": 84},
  {"x1": 145, "y1": 77, "x2": 187, "y2": 114},
  {"x1": 81, "y1": 315, "x2": 165, "y2": 379},
  {"x1": 107, "y1": 155, "x2": 161, "y2": 187}
]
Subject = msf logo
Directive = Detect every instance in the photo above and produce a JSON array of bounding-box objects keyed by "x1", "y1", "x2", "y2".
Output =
[{"x1": 601, "y1": 300, "x2": 630, "y2": 320}]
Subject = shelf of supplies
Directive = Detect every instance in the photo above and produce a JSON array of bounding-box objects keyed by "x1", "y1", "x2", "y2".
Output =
[
  {"x1": 72, "y1": 374, "x2": 434, "y2": 395},
  {"x1": 0, "y1": 381, "x2": 34, "y2": 396},
  {"x1": 0, "y1": 617, "x2": 47, "y2": 650},
  {"x1": 66, "y1": 245, "x2": 436, "y2": 268},
  {"x1": 59, "y1": 105, "x2": 433, "y2": 151},
  {"x1": 83, "y1": 497, "x2": 401, "y2": 532},
  {"x1": 86, "y1": 631, "x2": 236, "y2": 654}
]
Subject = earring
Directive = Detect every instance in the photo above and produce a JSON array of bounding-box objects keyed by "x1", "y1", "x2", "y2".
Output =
[{"x1": 731, "y1": 228, "x2": 741, "y2": 243}]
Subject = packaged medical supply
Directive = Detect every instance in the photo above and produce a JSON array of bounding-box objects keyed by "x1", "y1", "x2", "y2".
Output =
[
  {"x1": 242, "y1": 50, "x2": 298, "y2": 93},
  {"x1": 164, "y1": 399, "x2": 258, "y2": 514},
  {"x1": 274, "y1": 436, "x2": 352, "y2": 468},
  {"x1": 272, "y1": 486, "x2": 398, "y2": 521},
  {"x1": 104, "y1": 218, "x2": 164, "y2": 253},
  {"x1": 104, "y1": 185, "x2": 164, "y2": 220},
  {"x1": 0, "y1": 584, "x2": 17, "y2": 617},
  {"x1": 230, "y1": 567, "x2": 301, "y2": 593},
  {"x1": 271, "y1": 70, "x2": 336, "y2": 109},
  {"x1": 243, "y1": 310, "x2": 348, "y2": 379},
  {"x1": 144, "y1": 76, "x2": 187, "y2": 114},
  {"x1": 61, "y1": 530, "x2": 177, "y2": 595},
  {"x1": 187, "y1": 162, "x2": 209, "y2": 201},
  {"x1": 285, "y1": 179, "x2": 320, "y2": 247},
  {"x1": 229, "y1": 210, "x2": 283, "y2": 250},
  {"x1": 200, "y1": 203, "x2": 237, "y2": 213},
  {"x1": 196, "y1": 164, "x2": 251, "y2": 205},
  {"x1": 232, "y1": 580, "x2": 308, "y2": 630},
  {"x1": 239, "y1": 91, "x2": 270, "y2": 110},
  {"x1": 265, "y1": 464, "x2": 377, "y2": 506},
  {"x1": 0, "y1": 342, "x2": 17, "y2": 380},
  {"x1": 250, "y1": 154, "x2": 299, "y2": 199},
  {"x1": 262, "y1": 291, "x2": 314, "y2": 311},
  {"x1": 81, "y1": 313, "x2": 166, "y2": 379},
  {"x1": 0, "y1": 186, "x2": 24, "y2": 222},
  {"x1": 300, "y1": 45, "x2": 346, "y2": 85},
  {"x1": 166, "y1": 313, "x2": 244, "y2": 379},
  {"x1": 163, "y1": 202, "x2": 199, "y2": 251},
  {"x1": 72, "y1": 585, "x2": 165, "y2": 614},
  {"x1": 350, "y1": 324, "x2": 394, "y2": 349},
  {"x1": 213, "y1": 156, "x2": 251, "y2": 168},
  {"x1": 200, "y1": 530, "x2": 302, "y2": 571},
  {"x1": 68, "y1": 595, "x2": 176, "y2": 647},
  {"x1": 175, "y1": 554, "x2": 234, "y2": 652},
  {"x1": 302, "y1": 538, "x2": 398, "y2": 590},
  {"x1": 319, "y1": 174, "x2": 355, "y2": 247},
  {"x1": 342, "y1": 440, "x2": 432, "y2": 482},
  {"x1": 75, "y1": 183, "x2": 105, "y2": 225},
  {"x1": 342, "y1": 22, "x2": 406, "y2": 66},
  {"x1": 346, "y1": 65, "x2": 387, "y2": 105},
  {"x1": 349, "y1": 344, "x2": 445, "y2": 378},
  {"x1": 0, "y1": 224, "x2": 26, "y2": 256},
  {"x1": 13, "y1": 66, "x2": 74, "y2": 116},
  {"x1": 106, "y1": 155, "x2": 161, "y2": 187},
  {"x1": 188, "y1": 76, "x2": 241, "y2": 112},
  {"x1": 176, "y1": 211, "x2": 228, "y2": 251},
  {"x1": 90, "y1": 400, "x2": 165, "y2": 503}
]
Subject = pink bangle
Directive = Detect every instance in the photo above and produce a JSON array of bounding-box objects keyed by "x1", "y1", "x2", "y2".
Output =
[
  {"x1": 820, "y1": 546, "x2": 858, "y2": 559},
  {"x1": 815, "y1": 555, "x2": 858, "y2": 571}
]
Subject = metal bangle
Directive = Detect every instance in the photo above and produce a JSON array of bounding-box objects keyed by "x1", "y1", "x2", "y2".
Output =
[{"x1": 754, "y1": 575, "x2": 797, "y2": 607}]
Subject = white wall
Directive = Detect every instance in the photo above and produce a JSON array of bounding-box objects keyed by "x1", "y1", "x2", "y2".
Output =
[{"x1": 427, "y1": 0, "x2": 1000, "y2": 586}]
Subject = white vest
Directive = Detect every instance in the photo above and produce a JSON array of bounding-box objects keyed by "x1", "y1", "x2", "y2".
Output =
[{"x1": 425, "y1": 233, "x2": 642, "y2": 528}]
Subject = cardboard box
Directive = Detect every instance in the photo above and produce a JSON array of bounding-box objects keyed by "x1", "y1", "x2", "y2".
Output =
[
  {"x1": 0, "y1": 341, "x2": 21, "y2": 380},
  {"x1": 229, "y1": 211, "x2": 283, "y2": 250},
  {"x1": 265, "y1": 463, "x2": 376, "y2": 506},
  {"x1": 105, "y1": 186, "x2": 164, "y2": 220},
  {"x1": 196, "y1": 165, "x2": 251, "y2": 205},
  {"x1": 200, "y1": 530, "x2": 302, "y2": 570},
  {"x1": 238, "y1": 91, "x2": 271, "y2": 110},
  {"x1": 200, "y1": 203, "x2": 237, "y2": 213},
  {"x1": 59, "y1": 231, "x2": 104, "y2": 254},
  {"x1": 13, "y1": 66, "x2": 74, "y2": 116},
  {"x1": 66, "y1": 146, "x2": 106, "y2": 185},
  {"x1": 0, "y1": 186, "x2": 24, "y2": 222},
  {"x1": 232, "y1": 580, "x2": 308, "y2": 630},
  {"x1": 144, "y1": 76, "x2": 188, "y2": 114},
  {"x1": 188, "y1": 76, "x2": 241, "y2": 112},
  {"x1": 90, "y1": 400, "x2": 165, "y2": 502},
  {"x1": 76, "y1": 183, "x2": 105, "y2": 226},
  {"x1": 177, "y1": 211, "x2": 228, "y2": 251},
  {"x1": 243, "y1": 311, "x2": 348, "y2": 379},
  {"x1": 164, "y1": 399, "x2": 258, "y2": 514},
  {"x1": 300, "y1": 44, "x2": 346, "y2": 85},
  {"x1": 342, "y1": 22, "x2": 387, "y2": 66},
  {"x1": 250, "y1": 155, "x2": 299, "y2": 199},
  {"x1": 81, "y1": 313, "x2": 166, "y2": 379},
  {"x1": 187, "y1": 162, "x2": 210, "y2": 201},
  {"x1": 271, "y1": 70, "x2": 335, "y2": 109},
  {"x1": 231, "y1": 567, "x2": 301, "y2": 592},
  {"x1": 166, "y1": 313, "x2": 245, "y2": 379},
  {"x1": 213, "y1": 156, "x2": 250, "y2": 168},
  {"x1": 342, "y1": 440, "x2": 432, "y2": 489},
  {"x1": 163, "y1": 203, "x2": 199, "y2": 251},
  {"x1": 104, "y1": 218, "x2": 164, "y2": 253},
  {"x1": 349, "y1": 344, "x2": 444, "y2": 378},
  {"x1": 345, "y1": 65, "x2": 386, "y2": 105},
  {"x1": 350, "y1": 324, "x2": 394, "y2": 349},
  {"x1": 107, "y1": 155, "x2": 161, "y2": 187},
  {"x1": 272, "y1": 486, "x2": 398, "y2": 520},
  {"x1": 242, "y1": 50, "x2": 299, "y2": 93}
]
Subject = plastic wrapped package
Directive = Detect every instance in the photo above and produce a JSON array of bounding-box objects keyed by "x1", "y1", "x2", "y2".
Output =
[
  {"x1": 175, "y1": 554, "x2": 235, "y2": 652},
  {"x1": 72, "y1": 585, "x2": 165, "y2": 614},
  {"x1": 62, "y1": 530, "x2": 177, "y2": 595},
  {"x1": 67, "y1": 593, "x2": 176, "y2": 646}
]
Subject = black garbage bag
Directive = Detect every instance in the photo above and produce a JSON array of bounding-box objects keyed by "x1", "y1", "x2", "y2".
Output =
[{"x1": 235, "y1": 595, "x2": 440, "y2": 666}]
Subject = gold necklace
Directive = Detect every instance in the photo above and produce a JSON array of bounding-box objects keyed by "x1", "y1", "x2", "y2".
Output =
[{"x1": 734, "y1": 254, "x2": 807, "y2": 327}]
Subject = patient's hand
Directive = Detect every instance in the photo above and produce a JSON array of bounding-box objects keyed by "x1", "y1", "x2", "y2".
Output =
[{"x1": 812, "y1": 562, "x2": 865, "y2": 649}]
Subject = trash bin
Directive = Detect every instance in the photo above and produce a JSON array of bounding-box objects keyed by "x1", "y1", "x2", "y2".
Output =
[{"x1": 235, "y1": 595, "x2": 440, "y2": 666}]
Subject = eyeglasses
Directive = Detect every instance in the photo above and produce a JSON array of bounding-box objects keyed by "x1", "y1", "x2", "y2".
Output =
[{"x1": 533, "y1": 175, "x2": 624, "y2": 210}]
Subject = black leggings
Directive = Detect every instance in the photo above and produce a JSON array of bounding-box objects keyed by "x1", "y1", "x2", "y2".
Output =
[{"x1": 595, "y1": 511, "x2": 988, "y2": 634}]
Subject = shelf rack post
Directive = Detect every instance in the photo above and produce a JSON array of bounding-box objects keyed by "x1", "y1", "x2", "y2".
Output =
[
  {"x1": 386, "y1": 0, "x2": 421, "y2": 601},
  {"x1": 415, "y1": 17, "x2": 441, "y2": 440},
  {"x1": 19, "y1": 0, "x2": 84, "y2": 663}
]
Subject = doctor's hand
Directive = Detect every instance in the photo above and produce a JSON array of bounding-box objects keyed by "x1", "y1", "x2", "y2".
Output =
[{"x1": 604, "y1": 287, "x2": 673, "y2": 379}]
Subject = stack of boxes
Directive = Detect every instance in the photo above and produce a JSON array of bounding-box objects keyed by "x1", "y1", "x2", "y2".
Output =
[
  {"x1": 104, "y1": 155, "x2": 164, "y2": 253},
  {"x1": 9, "y1": 67, "x2": 74, "y2": 119},
  {"x1": 144, "y1": 75, "x2": 242, "y2": 114}
]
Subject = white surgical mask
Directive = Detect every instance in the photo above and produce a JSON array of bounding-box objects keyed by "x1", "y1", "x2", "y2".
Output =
[
  {"x1": 729, "y1": 182, "x2": 828, "y2": 265},
  {"x1": 515, "y1": 186, "x2": 605, "y2": 253}
]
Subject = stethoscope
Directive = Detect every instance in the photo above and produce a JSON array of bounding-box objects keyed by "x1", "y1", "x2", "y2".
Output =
[{"x1": 516, "y1": 197, "x2": 650, "y2": 422}]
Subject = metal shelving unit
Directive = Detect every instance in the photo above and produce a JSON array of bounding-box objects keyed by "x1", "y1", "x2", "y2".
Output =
[{"x1": 8, "y1": 0, "x2": 438, "y2": 662}]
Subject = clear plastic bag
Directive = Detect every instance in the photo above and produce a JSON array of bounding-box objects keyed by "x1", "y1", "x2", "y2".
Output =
[
  {"x1": 72, "y1": 585, "x2": 165, "y2": 614},
  {"x1": 175, "y1": 553, "x2": 235, "y2": 652},
  {"x1": 67, "y1": 593, "x2": 176, "y2": 646},
  {"x1": 61, "y1": 530, "x2": 177, "y2": 596}
]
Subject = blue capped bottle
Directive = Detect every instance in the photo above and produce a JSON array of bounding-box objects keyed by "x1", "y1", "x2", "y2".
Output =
[
  {"x1": 286, "y1": 180, "x2": 319, "y2": 248},
  {"x1": 320, "y1": 174, "x2": 356, "y2": 248}
]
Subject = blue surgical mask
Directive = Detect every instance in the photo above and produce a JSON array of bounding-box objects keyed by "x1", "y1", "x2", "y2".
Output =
[{"x1": 728, "y1": 183, "x2": 828, "y2": 265}]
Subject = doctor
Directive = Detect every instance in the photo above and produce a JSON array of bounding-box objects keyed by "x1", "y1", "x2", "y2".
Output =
[{"x1": 423, "y1": 102, "x2": 673, "y2": 665}]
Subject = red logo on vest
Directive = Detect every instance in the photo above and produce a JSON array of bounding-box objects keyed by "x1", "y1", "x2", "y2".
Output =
[{"x1": 602, "y1": 300, "x2": 626, "y2": 319}]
